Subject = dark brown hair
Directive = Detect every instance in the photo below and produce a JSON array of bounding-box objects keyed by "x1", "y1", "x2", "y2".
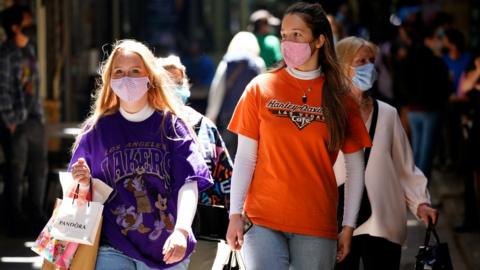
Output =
[{"x1": 282, "y1": 2, "x2": 349, "y2": 151}]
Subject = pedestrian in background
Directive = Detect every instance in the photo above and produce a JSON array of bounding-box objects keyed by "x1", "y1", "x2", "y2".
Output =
[
  {"x1": 180, "y1": 40, "x2": 215, "y2": 114},
  {"x1": 334, "y1": 36, "x2": 438, "y2": 270},
  {"x1": 442, "y1": 29, "x2": 471, "y2": 93},
  {"x1": 441, "y1": 28, "x2": 471, "y2": 171},
  {"x1": 226, "y1": 2, "x2": 371, "y2": 269},
  {"x1": 457, "y1": 51, "x2": 480, "y2": 232},
  {"x1": 158, "y1": 54, "x2": 234, "y2": 270},
  {"x1": 0, "y1": 4, "x2": 48, "y2": 234},
  {"x1": 248, "y1": 9, "x2": 283, "y2": 68},
  {"x1": 69, "y1": 39, "x2": 212, "y2": 270},
  {"x1": 404, "y1": 27, "x2": 452, "y2": 179},
  {"x1": 206, "y1": 31, "x2": 265, "y2": 158}
]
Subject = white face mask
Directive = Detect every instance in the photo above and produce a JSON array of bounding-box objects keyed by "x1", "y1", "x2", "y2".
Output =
[
  {"x1": 352, "y1": 63, "x2": 377, "y2": 91},
  {"x1": 110, "y1": 76, "x2": 150, "y2": 102}
]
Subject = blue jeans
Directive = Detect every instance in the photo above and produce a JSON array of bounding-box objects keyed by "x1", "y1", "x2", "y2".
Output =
[
  {"x1": 242, "y1": 224, "x2": 337, "y2": 270},
  {"x1": 95, "y1": 245, "x2": 190, "y2": 270},
  {"x1": 407, "y1": 111, "x2": 441, "y2": 178}
]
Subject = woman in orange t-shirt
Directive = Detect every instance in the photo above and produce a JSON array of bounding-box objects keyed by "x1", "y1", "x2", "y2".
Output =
[{"x1": 226, "y1": 2, "x2": 371, "y2": 270}]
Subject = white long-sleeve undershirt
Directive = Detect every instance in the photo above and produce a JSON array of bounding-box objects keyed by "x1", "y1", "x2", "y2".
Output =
[
  {"x1": 230, "y1": 134, "x2": 365, "y2": 229},
  {"x1": 229, "y1": 135, "x2": 258, "y2": 215},
  {"x1": 174, "y1": 181, "x2": 199, "y2": 232},
  {"x1": 342, "y1": 150, "x2": 365, "y2": 228}
]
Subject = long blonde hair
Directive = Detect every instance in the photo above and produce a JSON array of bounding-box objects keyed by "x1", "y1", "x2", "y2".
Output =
[{"x1": 72, "y1": 39, "x2": 182, "y2": 151}]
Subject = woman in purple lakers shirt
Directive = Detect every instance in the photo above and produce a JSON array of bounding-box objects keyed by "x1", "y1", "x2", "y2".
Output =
[{"x1": 69, "y1": 39, "x2": 212, "y2": 270}]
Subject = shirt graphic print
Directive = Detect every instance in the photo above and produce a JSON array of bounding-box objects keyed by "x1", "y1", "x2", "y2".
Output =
[{"x1": 266, "y1": 99, "x2": 326, "y2": 130}]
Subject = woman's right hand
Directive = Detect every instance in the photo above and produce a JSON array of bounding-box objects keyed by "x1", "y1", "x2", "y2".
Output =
[
  {"x1": 337, "y1": 226, "x2": 353, "y2": 262},
  {"x1": 71, "y1": 157, "x2": 91, "y2": 185},
  {"x1": 226, "y1": 214, "x2": 244, "y2": 250}
]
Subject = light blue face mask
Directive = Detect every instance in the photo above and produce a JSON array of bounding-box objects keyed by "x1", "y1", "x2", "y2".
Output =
[
  {"x1": 174, "y1": 85, "x2": 191, "y2": 104},
  {"x1": 352, "y1": 63, "x2": 377, "y2": 91}
]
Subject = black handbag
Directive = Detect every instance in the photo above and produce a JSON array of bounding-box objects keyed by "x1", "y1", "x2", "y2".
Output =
[
  {"x1": 192, "y1": 204, "x2": 229, "y2": 241},
  {"x1": 415, "y1": 221, "x2": 453, "y2": 270}
]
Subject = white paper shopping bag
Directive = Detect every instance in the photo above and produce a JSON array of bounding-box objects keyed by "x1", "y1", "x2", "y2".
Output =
[
  {"x1": 212, "y1": 240, "x2": 246, "y2": 270},
  {"x1": 50, "y1": 197, "x2": 103, "y2": 245}
]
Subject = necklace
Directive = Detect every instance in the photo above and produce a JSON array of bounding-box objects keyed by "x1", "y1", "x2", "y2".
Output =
[
  {"x1": 286, "y1": 67, "x2": 320, "y2": 104},
  {"x1": 291, "y1": 75, "x2": 313, "y2": 104},
  {"x1": 302, "y1": 87, "x2": 312, "y2": 104}
]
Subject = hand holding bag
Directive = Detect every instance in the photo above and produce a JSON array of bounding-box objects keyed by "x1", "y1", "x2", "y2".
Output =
[
  {"x1": 415, "y1": 220, "x2": 453, "y2": 270},
  {"x1": 32, "y1": 173, "x2": 113, "y2": 269},
  {"x1": 50, "y1": 182, "x2": 103, "y2": 246},
  {"x1": 212, "y1": 241, "x2": 246, "y2": 270},
  {"x1": 222, "y1": 250, "x2": 245, "y2": 270}
]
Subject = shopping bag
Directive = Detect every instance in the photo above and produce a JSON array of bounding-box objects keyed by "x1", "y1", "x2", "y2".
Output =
[
  {"x1": 212, "y1": 241, "x2": 245, "y2": 270},
  {"x1": 42, "y1": 218, "x2": 102, "y2": 270},
  {"x1": 32, "y1": 172, "x2": 112, "y2": 269},
  {"x1": 31, "y1": 199, "x2": 80, "y2": 269},
  {"x1": 50, "y1": 197, "x2": 103, "y2": 245},
  {"x1": 415, "y1": 221, "x2": 453, "y2": 270},
  {"x1": 51, "y1": 178, "x2": 103, "y2": 246}
]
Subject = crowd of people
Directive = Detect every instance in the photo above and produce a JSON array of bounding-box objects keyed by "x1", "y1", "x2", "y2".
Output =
[{"x1": 0, "y1": 1, "x2": 478, "y2": 270}]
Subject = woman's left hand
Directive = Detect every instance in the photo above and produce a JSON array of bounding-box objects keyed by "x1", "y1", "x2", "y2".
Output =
[
  {"x1": 417, "y1": 203, "x2": 438, "y2": 226},
  {"x1": 337, "y1": 226, "x2": 353, "y2": 262},
  {"x1": 163, "y1": 228, "x2": 189, "y2": 264}
]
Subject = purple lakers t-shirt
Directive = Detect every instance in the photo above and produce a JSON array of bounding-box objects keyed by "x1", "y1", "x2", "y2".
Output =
[{"x1": 69, "y1": 111, "x2": 213, "y2": 269}]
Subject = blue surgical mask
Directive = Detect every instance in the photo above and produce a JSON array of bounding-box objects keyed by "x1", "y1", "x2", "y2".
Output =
[
  {"x1": 175, "y1": 85, "x2": 191, "y2": 104},
  {"x1": 352, "y1": 63, "x2": 377, "y2": 91}
]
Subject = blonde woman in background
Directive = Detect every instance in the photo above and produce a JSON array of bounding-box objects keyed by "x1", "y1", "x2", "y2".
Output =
[
  {"x1": 206, "y1": 31, "x2": 265, "y2": 158},
  {"x1": 334, "y1": 36, "x2": 438, "y2": 270}
]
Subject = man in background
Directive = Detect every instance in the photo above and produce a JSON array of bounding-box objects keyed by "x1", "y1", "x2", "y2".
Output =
[
  {"x1": 248, "y1": 9, "x2": 282, "y2": 68},
  {"x1": 0, "y1": 5, "x2": 47, "y2": 235}
]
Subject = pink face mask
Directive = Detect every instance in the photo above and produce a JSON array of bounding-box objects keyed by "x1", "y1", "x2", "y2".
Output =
[
  {"x1": 281, "y1": 41, "x2": 312, "y2": 69},
  {"x1": 110, "y1": 76, "x2": 150, "y2": 102}
]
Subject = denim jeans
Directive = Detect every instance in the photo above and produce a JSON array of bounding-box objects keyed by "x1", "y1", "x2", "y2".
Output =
[
  {"x1": 407, "y1": 111, "x2": 441, "y2": 178},
  {"x1": 95, "y1": 245, "x2": 190, "y2": 270},
  {"x1": 242, "y1": 224, "x2": 337, "y2": 270}
]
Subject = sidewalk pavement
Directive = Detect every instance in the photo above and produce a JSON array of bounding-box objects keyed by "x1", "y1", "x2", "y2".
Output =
[{"x1": 0, "y1": 167, "x2": 479, "y2": 270}]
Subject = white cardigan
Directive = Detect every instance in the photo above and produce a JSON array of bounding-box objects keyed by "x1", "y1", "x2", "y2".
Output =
[{"x1": 334, "y1": 100, "x2": 430, "y2": 245}]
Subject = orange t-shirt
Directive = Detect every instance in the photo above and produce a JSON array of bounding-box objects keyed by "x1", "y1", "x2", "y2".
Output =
[{"x1": 228, "y1": 69, "x2": 371, "y2": 239}]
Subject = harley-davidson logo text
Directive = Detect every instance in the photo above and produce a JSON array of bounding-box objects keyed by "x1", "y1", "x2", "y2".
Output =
[{"x1": 266, "y1": 99, "x2": 326, "y2": 130}]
